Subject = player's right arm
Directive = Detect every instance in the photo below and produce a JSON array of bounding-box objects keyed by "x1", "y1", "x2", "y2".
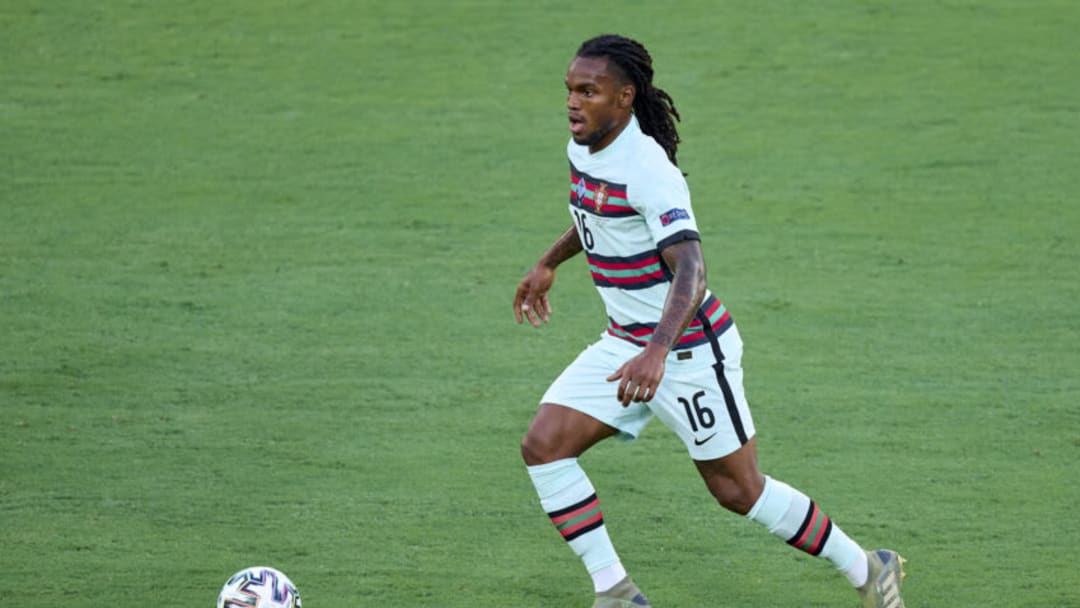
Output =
[{"x1": 514, "y1": 225, "x2": 583, "y2": 327}]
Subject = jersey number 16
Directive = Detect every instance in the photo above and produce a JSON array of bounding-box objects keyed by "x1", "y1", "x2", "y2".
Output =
[{"x1": 572, "y1": 209, "x2": 595, "y2": 250}]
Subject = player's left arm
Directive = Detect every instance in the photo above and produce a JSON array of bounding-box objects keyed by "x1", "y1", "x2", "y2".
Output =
[{"x1": 607, "y1": 239, "x2": 706, "y2": 405}]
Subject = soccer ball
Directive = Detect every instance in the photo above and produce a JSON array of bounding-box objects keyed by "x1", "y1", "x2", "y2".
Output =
[{"x1": 216, "y1": 566, "x2": 302, "y2": 608}]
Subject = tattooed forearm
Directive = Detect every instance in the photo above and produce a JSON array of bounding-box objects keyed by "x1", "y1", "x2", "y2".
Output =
[
  {"x1": 539, "y1": 225, "x2": 585, "y2": 269},
  {"x1": 648, "y1": 241, "x2": 707, "y2": 353}
]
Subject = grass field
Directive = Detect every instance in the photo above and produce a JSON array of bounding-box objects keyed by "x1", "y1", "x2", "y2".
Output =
[{"x1": 3, "y1": 1, "x2": 1079, "y2": 606}]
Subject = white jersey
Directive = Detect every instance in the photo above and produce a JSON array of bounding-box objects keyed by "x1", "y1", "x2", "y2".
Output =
[{"x1": 566, "y1": 115, "x2": 732, "y2": 351}]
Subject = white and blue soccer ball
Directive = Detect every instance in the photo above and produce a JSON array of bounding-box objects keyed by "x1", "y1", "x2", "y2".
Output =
[{"x1": 216, "y1": 566, "x2": 302, "y2": 608}]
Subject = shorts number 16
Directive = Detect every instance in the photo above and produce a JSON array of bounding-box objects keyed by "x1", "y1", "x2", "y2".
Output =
[{"x1": 679, "y1": 390, "x2": 715, "y2": 432}]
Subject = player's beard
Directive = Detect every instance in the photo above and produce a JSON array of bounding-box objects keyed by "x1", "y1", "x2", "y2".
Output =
[{"x1": 574, "y1": 116, "x2": 620, "y2": 149}]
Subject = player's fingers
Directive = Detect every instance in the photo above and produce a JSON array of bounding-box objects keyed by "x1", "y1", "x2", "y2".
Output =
[
  {"x1": 621, "y1": 378, "x2": 637, "y2": 406},
  {"x1": 606, "y1": 366, "x2": 624, "y2": 383},
  {"x1": 634, "y1": 384, "x2": 650, "y2": 403},
  {"x1": 516, "y1": 298, "x2": 528, "y2": 324},
  {"x1": 526, "y1": 292, "x2": 550, "y2": 326},
  {"x1": 539, "y1": 294, "x2": 551, "y2": 321},
  {"x1": 523, "y1": 302, "x2": 541, "y2": 328},
  {"x1": 513, "y1": 286, "x2": 528, "y2": 324},
  {"x1": 531, "y1": 297, "x2": 548, "y2": 324}
]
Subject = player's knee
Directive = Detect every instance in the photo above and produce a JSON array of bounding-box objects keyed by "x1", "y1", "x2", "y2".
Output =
[
  {"x1": 520, "y1": 430, "x2": 556, "y2": 466},
  {"x1": 708, "y1": 477, "x2": 762, "y2": 515}
]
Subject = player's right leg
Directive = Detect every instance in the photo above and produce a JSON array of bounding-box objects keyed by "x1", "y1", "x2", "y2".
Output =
[
  {"x1": 522, "y1": 342, "x2": 655, "y2": 607},
  {"x1": 522, "y1": 404, "x2": 647, "y2": 606}
]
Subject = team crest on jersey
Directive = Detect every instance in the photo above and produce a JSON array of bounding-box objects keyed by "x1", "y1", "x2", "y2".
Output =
[
  {"x1": 594, "y1": 183, "x2": 609, "y2": 213},
  {"x1": 569, "y1": 163, "x2": 635, "y2": 218}
]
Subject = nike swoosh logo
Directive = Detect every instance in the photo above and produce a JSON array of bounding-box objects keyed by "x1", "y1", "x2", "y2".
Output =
[{"x1": 693, "y1": 433, "x2": 718, "y2": 446}]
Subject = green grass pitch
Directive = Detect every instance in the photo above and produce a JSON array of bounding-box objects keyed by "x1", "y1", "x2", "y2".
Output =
[{"x1": 3, "y1": 1, "x2": 1079, "y2": 606}]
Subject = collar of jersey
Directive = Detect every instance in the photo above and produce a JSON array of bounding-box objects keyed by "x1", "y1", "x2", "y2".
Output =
[{"x1": 586, "y1": 114, "x2": 640, "y2": 161}]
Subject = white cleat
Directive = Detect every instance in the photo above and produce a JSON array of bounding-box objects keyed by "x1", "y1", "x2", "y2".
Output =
[
  {"x1": 592, "y1": 576, "x2": 651, "y2": 607},
  {"x1": 857, "y1": 549, "x2": 907, "y2": 608}
]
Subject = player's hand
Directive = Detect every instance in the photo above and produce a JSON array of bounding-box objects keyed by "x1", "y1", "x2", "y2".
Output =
[
  {"x1": 514, "y1": 264, "x2": 555, "y2": 327},
  {"x1": 606, "y1": 346, "x2": 666, "y2": 406}
]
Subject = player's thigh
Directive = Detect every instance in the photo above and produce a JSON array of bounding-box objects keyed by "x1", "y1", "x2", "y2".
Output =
[
  {"x1": 522, "y1": 404, "x2": 618, "y2": 464},
  {"x1": 650, "y1": 360, "x2": 756, "y2": 461},
  {"x1": 539, "y1": 341, "x2": 655, "y2": 441}
]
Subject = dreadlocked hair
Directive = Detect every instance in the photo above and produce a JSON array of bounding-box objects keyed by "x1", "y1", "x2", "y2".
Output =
[{"x1": 577, "y1": 34, "x2": 683, "y2": 167}]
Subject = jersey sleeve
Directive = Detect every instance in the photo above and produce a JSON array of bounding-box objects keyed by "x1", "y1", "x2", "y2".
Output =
[{"x1": 628, "y1": 165, "x2": 700, "y2": 251}]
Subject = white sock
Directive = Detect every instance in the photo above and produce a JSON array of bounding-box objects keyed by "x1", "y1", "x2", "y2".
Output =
[
  {"x1": 844, "y1": 551, "x2": 869, "y2": 587},
  {"x1": 527, "y1": 458, "x2": 623, "y2": 591},
  {"x1": 746, "y1": 476, "x2": 867, "y2": 587},
  {"x1": 591, "y1": 562, "x2": 628, "y2": 592}
]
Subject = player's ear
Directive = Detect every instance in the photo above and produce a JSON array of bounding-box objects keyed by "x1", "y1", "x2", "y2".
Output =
[{"x1": 619, "y1": 84, "x2": 635, "y2": 110}]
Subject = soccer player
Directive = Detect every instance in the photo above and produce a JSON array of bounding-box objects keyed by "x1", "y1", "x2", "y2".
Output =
[{"x1": 514, "y1": 34, "x2": 907, "y2": 608}]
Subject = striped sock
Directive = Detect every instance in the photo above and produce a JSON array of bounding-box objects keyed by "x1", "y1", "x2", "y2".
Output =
[
  {"x1": 747, "y1": 476, "x2": 867, "y2": 586},
  {"x1": 527, "y1": 459, "x2": 623, "y2": 591}
]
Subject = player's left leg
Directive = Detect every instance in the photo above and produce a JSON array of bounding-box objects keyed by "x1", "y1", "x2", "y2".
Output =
[
  {"x1": 695, "y1": 442, "x2": 867, "y2": 580},
  {"x1": 694, "y1": 443, "x2": 906, "y2": 606},
  {"x1": 659, "y1": 324, "x2": 906, "y2": 605}
]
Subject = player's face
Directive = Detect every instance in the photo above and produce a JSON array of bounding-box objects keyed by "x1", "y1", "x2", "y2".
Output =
[{"x1": 565, "y1": 56, "x2": 634, "y2": 153}]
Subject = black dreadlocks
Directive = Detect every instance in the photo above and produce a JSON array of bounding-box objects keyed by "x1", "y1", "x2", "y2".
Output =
[{"x1": 576, "y1": 34, "x2": 683, "y2": 167}]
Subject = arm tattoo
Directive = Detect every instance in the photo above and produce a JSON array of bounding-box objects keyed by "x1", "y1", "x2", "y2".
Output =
[{"x1": 650, "y1": 241, "x2": 706, "y2": 352}]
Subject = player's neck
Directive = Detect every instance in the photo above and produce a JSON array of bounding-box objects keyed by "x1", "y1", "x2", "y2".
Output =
[{"x1": 588, "y1": 115, "x2": 634, "y2": 155}]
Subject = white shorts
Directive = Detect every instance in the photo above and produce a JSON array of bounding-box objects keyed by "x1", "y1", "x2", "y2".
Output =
[{"x1": 540, "y1": 326, "x2": 756, "y2": 460}]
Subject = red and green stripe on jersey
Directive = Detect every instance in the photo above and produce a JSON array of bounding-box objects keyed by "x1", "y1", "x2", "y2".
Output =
[
  {"x1": 547, "y1": 493, "x2": 604, "y2": 542},
  {"x1": 787, "y1": 501, "x2": 833, "y2": 556},
  {"x1": 606, "y1": 294, "x2": 732, "y2": 350},
  {"x1": 569, "y1": 163, "x2": 636, "y2": 217},
  {"x1": 586, "y1": 249, "x2": 672, "y2": 290}
]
